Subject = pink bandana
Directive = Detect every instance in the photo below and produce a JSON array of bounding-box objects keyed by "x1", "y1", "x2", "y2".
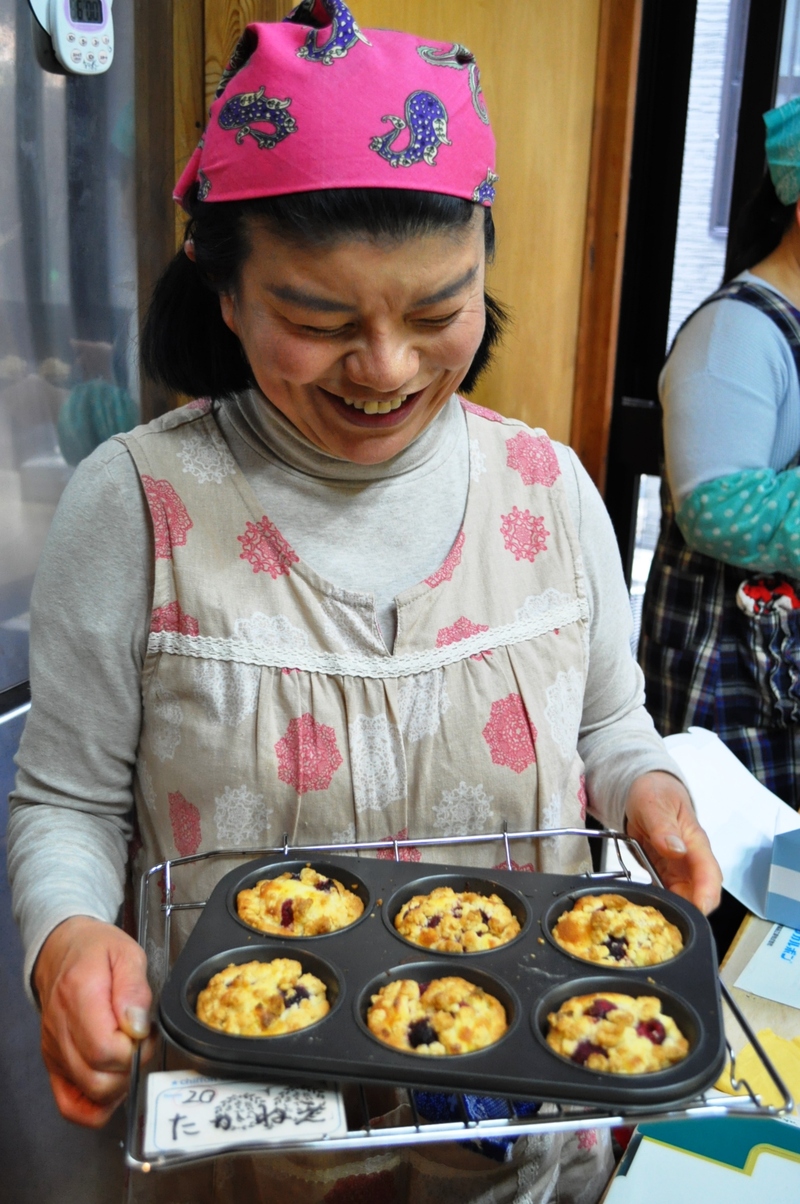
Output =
[{"x1": 174, "y1": 0, "x2": 497, "y2": 211}]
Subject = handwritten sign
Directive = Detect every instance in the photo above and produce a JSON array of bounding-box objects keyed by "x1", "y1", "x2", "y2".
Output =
[{"x1": 143, "y1": 1071, "x2": 347, "y2": 1158}]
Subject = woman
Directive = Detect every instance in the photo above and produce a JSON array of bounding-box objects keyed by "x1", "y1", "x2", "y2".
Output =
[
  {"x1": 641, "y1": 95, "x2": 800, "y2": 810},
  {"x1": 10, "y1": 4, "x2": 720, "y2": 1201}
]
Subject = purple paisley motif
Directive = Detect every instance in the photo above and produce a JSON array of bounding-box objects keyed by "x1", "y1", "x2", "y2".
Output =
[
  {"x1": 370, "y1": 91, "x2": 451, "y2": 169},
  {"x1": 290, "y1": 0, "x2": 371, "y2": 65},
  {"x1": 218, "y1": 86, "x2": 297, "y2": 150},
  {"x1": 472, "y1": 169, "x2": 498, "y2": 206},
  {"x1": 417, "y1": 43, "x2": 489, "y2": 124}
]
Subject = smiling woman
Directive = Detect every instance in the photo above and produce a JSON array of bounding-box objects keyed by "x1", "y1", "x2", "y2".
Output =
[{"x1": 8, "y1": 4, "x2": 721, "y2": 1204}]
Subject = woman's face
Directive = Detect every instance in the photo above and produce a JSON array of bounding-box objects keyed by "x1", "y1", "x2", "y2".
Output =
[{"x1": 219, "y1": 210, "x2": 487, "y2": 463}]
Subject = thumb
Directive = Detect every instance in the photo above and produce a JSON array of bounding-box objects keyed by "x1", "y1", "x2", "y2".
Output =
[{"x1": 109, "y1": 942, "x2": 152, "y2": 1041}]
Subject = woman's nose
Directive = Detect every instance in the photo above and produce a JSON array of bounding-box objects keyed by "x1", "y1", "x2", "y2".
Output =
[{"x1": 344, "y1": 336, "x2": 419, "y2": 394}]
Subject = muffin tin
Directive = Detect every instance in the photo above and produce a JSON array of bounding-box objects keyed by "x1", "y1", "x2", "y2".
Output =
[{"x1": 158, "y1": 855, "x2": 725, "y2": 1108}]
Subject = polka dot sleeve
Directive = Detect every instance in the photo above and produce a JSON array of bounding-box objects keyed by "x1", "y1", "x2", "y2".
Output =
[{"x1": 675, "y1": 466, "x2": 800, "y2": 573}]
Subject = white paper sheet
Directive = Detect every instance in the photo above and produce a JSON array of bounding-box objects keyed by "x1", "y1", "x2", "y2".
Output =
[
  {"x1": 143, "y1": 1071, "x2": 347, "y2": 1158},
  {"x1": 734, "y1": 922, "x2": 800, "y2": 1009},
  {"x1": 664, "y1": 728, "x2": 800, "y2": 918}
]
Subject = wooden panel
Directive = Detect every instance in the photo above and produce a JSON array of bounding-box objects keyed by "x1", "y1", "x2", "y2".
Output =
[
  {"x1": 205, "y1": 1, "x2": 295, "y2": 111},
  {"x1": 352, "y1": 1, "x2": 601, "y2": 442},
  {"x1": 571, "y1": 0, "x2": 642, "y2": 491},
  {"x1": 174, "y1": 0, "x2": 205, "y2": 248}
]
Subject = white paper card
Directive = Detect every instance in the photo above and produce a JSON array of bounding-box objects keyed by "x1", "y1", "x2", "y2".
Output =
[
  {"x1": 734, "y1": 922, "x2": 800, "y2": 1010},
  {"x1": 143, "y1": 1071, "x2": 347, "y2": 1158},
  {"x1": 663, "y1": 728, "x2": 800, "y2": 919}
]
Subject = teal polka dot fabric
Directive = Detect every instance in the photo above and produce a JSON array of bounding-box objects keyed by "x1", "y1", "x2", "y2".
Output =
[{"x1": 676, "y1": 466, "x2": 800, "y2": 573}]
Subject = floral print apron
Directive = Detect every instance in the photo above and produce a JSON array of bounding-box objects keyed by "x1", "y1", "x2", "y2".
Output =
[{"x1": 120, "y1": 396, "x2": 609, "y2": 1203}]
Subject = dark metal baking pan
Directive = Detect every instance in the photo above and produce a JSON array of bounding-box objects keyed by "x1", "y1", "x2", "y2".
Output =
[{"x1": 158, "y1": 853, "x2": 724, "y2": 1107}]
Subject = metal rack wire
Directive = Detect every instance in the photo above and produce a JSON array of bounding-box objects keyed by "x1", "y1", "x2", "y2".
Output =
[{"x1": 125, "y1": 827, "x2": 794, "y2": 1174}]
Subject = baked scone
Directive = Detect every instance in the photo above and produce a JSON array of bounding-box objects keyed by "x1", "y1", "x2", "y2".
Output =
[
  {"x1": 394, "y1": 886, "x2": 521, "y2": 953},
  {"x1": 367, "y1": 976, "x2": 507, "y2": 1056},
  {"x1": 546, "y1": 992, "x2": 689, "y2": 1074},
  {"x1": 196, "y1": 958, "x2": 329, "y2": 1036},
  {"x1": 551, "y1": 894, "x2": 683, "y2": 967},
  {"x1": 236, "y1": 866, "x2": 364, "y2": 936}
]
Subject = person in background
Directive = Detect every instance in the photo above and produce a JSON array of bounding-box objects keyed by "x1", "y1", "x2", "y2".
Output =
[
  {"x1": 641, "y1": 95, "x2": 800, "y2": 814},
  {"x1": 10, "y1": 3, "x2": 721, "y2": 1200}
]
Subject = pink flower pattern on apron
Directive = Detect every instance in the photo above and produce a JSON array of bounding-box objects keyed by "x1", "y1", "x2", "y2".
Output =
[
  {"x1": 238, "y1": 515, "x2": 299, "y2": 577},
  {"x1": 377, "y1": 826, "x2": 422, "y2": 861},
  {"x1": 275, "y1": 713, "x2": 343, "y2": 793},
  {"x1": 151, "y1": 601, "x2": 200, "y2": 635},
  {"x1": 168, "y1": 790, "x2": 202, "y2": 856},
  {"x1": 506, "y1": 430, "x2": 561, "y2": 487},
  {"x1": 578, "y1": 774, "x2": 588, "y2": 821},
  {"x1": 141, "y1": 476, "x2": 193, "y2": 559},
  {"x1": 460, "y1": 397, "x2": 502, "y2": 422},
  {"x1": 482, "y1": 693, "x2": 537, "y2": 773},
  {"x1": 500, "y1": 506, "x2": 549, "y2": 562},
  {"x1": 424, "y1": 528, "x2": 465, "y2": 587}
]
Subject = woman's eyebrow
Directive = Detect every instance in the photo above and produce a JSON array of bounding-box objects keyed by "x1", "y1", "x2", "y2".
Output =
[
  {"x1": 266, "y1": 263, "x2": 479, "y2": 315},
  {"x1": 266, "y1": 285, "x2": 357, "y2": 313},
  {"x1": 412, "y1": 264, "x2": 479, "y2": 308}
]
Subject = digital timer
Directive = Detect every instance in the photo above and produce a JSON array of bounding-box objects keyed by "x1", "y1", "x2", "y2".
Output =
[{"x1": 29, "y1": 0, "x2": 114, "y2": 76}]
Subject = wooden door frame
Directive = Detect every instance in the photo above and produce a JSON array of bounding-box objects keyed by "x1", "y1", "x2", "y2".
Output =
[{"x1": 570, "y1": 0, "x2": 642, "y2": 494}]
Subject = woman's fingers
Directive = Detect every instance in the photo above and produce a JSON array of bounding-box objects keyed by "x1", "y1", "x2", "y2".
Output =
[
  {"x1": 625, "y1": 771, "x2": 723, "y2": 915},
  {"x1": 35, "y1": 916, "x2": 153, "y2": 1126},
  {"x1": 49, "y1": 1071, "x2": 126, "y2": 1128}
]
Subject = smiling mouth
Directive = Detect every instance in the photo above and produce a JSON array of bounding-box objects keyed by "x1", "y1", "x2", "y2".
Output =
[{"x1": 340, "y1": 394, "x2": 407, "y2": 414}]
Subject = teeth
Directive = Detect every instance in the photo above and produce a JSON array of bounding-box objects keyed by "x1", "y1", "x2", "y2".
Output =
[{"x1": 341, "y1": 394, "x2": 407, "y2": 413}]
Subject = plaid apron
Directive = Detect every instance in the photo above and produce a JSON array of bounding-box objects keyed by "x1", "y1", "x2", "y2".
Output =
[{"x1": 639, "y1": 280, "x2": 800, "y2": 809}]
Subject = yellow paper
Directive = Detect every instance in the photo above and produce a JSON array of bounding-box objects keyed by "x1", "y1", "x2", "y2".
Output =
[{"x1": 716, "y1": 1028, "x2": 800, "y2": 1111}]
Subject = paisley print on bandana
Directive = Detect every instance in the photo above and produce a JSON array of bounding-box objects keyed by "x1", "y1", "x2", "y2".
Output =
[
  {"x1": 506, "y1": 431, "x2": 561, "y2": 488},
  {"x1": 141, "y1": 476, "x2": 192, "y2": 560},
  {"x1": 218, "y1": 87, "x2": 297, "y2": 150},
  {"x1": 425, "y1": 529, "x2": 465, "y2": 588},
  {"x1": 501, "y1": 507, "x2": 549, "y2": 563},
  {"x1": 294, "y1": 0, "x2": 370, "y2": 64},
  {"x1": 417, "y1": 43, "x2": 489, "y2": 124},
  {"x1": 482, "y1": 693, "x2": 536, "y2": 774},
  {"x1": 472, "y1": 168, "x2": 498, "y2": 205},
  {"x1": 370, "y1": 91, "x2": 451, "y2": 168},
  {"x1": 275, "y1": 713, "x2": 343, "y2": 794},
  {"x1": 168, "y1": 791, "x2": 202, "y2": 856},
  {"x1": 238, "y1": 515, "x2": 299, "y2": 578},
  {"x1": 151, "y1": 601, "x2": 200, "y2": 636}
]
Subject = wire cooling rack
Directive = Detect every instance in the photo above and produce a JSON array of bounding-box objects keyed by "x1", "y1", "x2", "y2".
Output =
[{"x1": 125, "y1": 828, "x2": 794, "y2": 1174}]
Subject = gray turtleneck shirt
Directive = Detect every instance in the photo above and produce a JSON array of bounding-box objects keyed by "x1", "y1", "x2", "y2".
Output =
[{"x1": 8, "y1": 393, "x2": 680, "y2": 985}]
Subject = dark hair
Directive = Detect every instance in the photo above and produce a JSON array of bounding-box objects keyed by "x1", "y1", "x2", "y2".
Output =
[
  {"x1": 723, "y1": 169, "x2": 796, "y2": 282},
  {"x1": 142, "y1": 188, "x2": 508, "y2": 400}
]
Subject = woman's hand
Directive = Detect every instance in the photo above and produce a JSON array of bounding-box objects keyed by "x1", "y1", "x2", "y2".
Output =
[
  {"x1": 624, "y1": 771, "x2": 723, "y2": 915},
  {"x1": 33, "y1": 916, "x2": 155, "y2": 1127}
]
